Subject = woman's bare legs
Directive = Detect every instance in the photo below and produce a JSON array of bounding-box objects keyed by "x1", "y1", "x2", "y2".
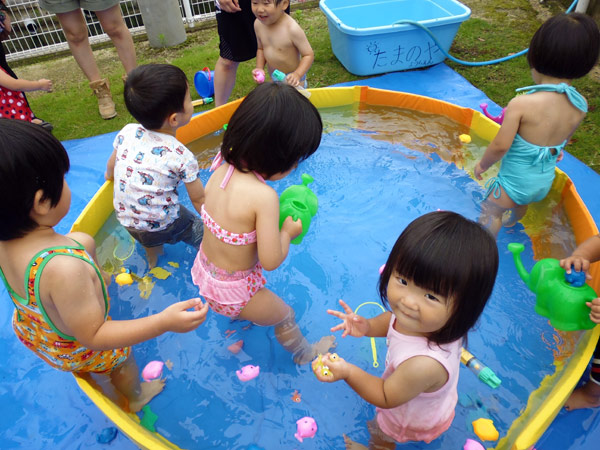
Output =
[
  {"x1": 213, "y1": 56, "x2": 239, "y2": 106},
  {"x1": 55, "y1": 9, "x2": 102, "y2": 82},
  {"x1": 238, "y1": 288, "x2": 335, "y2": 364},
  {"x1": 96, "y1": 5, "x2": 137, "y2": 75}
]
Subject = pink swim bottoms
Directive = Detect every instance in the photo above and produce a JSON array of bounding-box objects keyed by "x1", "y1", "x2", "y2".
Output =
[{"x1": 191, "y1": 247, "x2": 266, "y2": 318}]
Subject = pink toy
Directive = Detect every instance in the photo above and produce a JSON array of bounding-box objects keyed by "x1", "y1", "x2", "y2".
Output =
[
  {"x1": 253, "y1": 70, "x2": 265, "y2": 84},
  {"x1": 227, "y1": 340, "x2": 244, "y2": 354},
  {"x1": 295, "y1": 416, "x2": 317, "y2": 442},
  {"x1": 480, "y1": 103, "x2": 505, "y2": 125},
  {"x1": 464, "y1": 439, "x2": 485, "y2": 450},
  {"x1": 236, "y1": 364, "x2": 260, "y2": 381},
  {"x1": 141, "y1": 361, "x2": 164, "y2": 382}
]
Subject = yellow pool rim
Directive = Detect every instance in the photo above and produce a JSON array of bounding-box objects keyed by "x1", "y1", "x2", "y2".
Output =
[{"x1": 70, "y1": 85, "x2": 599, "y2": 450}]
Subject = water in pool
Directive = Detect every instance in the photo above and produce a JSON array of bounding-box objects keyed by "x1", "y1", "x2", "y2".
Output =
[{"x1": 95, "y1": 104, "x2": 578, "y2": 449}]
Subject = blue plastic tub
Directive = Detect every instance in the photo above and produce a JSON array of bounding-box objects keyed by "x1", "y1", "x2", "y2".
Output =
[{"x1": 320, "y1": 0, "x2": 471, "y2": 75}]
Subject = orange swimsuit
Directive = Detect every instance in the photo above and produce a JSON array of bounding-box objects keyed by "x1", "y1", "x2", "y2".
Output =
[{"x1": 0, "y1": 243, "x2": 130, "y2": 373}]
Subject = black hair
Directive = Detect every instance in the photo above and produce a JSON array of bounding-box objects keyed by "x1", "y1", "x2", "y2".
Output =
[
  {"x1": 0, "y1": 119, "x2": 70, "y2": 240},
  {"x1": 377, "y1": 211, "x2": 499, "y2": 345},
  {"x1": 221, "y1": 82, "x2": 322, "y2": 178},
  {"x1": 527, "y1": 12, "x2": 600, "y2": 79},
  {"x1": 124, "y1": 63, "x2": 189, "y2": 130}
]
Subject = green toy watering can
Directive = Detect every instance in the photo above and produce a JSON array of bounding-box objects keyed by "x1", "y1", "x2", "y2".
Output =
[
  {"x1": 279, "y1": 174, "x2": 318, "y2": 245},
  {"x1": 507, "y1": 243, "x2": 597, "y2": 331}
]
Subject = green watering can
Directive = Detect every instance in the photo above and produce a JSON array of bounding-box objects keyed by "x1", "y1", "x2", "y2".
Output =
[
  {"x1": 279, "y1": 174, "x2": 318, "y2": 245},
  {"x1": 507, "y1": 243, "x2": 597, "y2": 331}
]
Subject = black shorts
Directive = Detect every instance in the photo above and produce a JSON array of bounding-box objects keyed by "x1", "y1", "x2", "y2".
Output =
[{"x1": 216, "y1": 0, "x2": 290, "y2": 62}]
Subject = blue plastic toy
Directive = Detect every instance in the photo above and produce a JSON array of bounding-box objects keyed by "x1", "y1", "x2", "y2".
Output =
[
  {"x1": 279, "y1": 174, "x2": 318, "y2": 245},
  {"x1": 508, "y1": 242, "x2": 597, "y2": 331}
]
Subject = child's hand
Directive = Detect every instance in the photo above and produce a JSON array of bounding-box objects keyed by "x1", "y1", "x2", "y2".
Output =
[
  {"x1": 252, "y1": 68, "x2": 265, "y2": 84},
  {"x1": 311, "y1": 352, "x2": 351, "y2": 382},
  {"x1": 327, "y1": 299, "x2": 369, "y2": 338},
  {"x1": 281, "y1": 215, "x2": 303, "y2": 240},
  {"x1": 38, "y1": 79, "x2": 53, "y2": 92},
  {"x1": 557, "y1": 149, "x2": 564, "y2": 162},
  {"x1": 160, "y1": 298, "x2": 209, "y2": 333},
  {"x1": 285, "y1": 72, "x2": 301, "y2": 87},
  {"x1": 559, "y1": 255, "x2": 591, "y2": 276},
  {"x1": 588, "y1": 298, "x2": 600, "y2": 323},
  {"x1": 474, "y1": 161, "x2": 486, "y2": 180}
]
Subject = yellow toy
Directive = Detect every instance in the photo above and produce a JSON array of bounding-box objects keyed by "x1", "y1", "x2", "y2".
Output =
[
  {"x1": 459, "y1": 134, "x2": 472, "y2": 144},
  {"x1": 472, "y1": 418, "x2": 499, "y2": 441},
  {"x1": 312, "y1": 353, "x2": 339, "y2": 377},
  {"x1": 115, "y1": 268, "x2": 133, "y2": 286}
]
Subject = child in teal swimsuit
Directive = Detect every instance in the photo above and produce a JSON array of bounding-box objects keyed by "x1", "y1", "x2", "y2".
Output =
[
  {"x1": 474, "y1": 13, "x2": 599, "y2": 236},
  {"x1": 0, "y1": 119, "x2": 209, "y2": 413}
]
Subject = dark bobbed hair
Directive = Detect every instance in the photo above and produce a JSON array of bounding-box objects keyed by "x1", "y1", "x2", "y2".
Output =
[
  {"x1": 124, "y1": 63, "x2": 188, "y2": 130},
  {"x1": 0, "y1": 119, "x2": 70, "y2": 240},
  {"x1": 527, "y1": 12, "x2": 600, "y2": 79},
  {"x1": 221, "y1": 82, "x2": 323, "y2": 178},
  {"x1": 377, "y1": 211, "x2": 499, "y2": 345}
]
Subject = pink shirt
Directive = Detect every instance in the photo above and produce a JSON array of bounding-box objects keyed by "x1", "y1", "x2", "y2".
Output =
[{"x1": 376, "y1": 315, "x2": 461, "y2": 443}]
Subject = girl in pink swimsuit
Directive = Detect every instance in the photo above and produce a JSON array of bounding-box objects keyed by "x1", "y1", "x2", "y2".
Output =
[
  {"x1": 312, "y1": 211, "x2": 499, "y2": 447},
  {"x1": 191, "y1": 82, "x2": 335, "y2": 365}
]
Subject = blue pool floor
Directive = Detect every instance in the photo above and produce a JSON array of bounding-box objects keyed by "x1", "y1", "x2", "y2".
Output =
[{"x1": 1, "y1": 64, "x2": 599, "y2": 449}]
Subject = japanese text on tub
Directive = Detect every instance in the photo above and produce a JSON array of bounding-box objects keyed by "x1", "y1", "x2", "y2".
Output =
[{"x1": 367, "y1": 40, "x2": 440, "y2": 69}]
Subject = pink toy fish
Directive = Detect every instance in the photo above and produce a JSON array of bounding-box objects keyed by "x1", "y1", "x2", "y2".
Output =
[
  {"x1": 236, "y1": 364, "x2": 260, "y2": 382},
  {"x1": 463, "y1": 439, "x2": 485, "y2": 450},
  {"x1": 141, "y1": 360, "x2": 164, "y2": 382},
  {"x1": 253, "y1": 71, "x2": 265, "y2": 84},
  {"x1": 295, "y1": 416, "x2": 317, "y2": 442},
  {"x1": 227, "y1": 340, "x2": 244, "y2": 354}
]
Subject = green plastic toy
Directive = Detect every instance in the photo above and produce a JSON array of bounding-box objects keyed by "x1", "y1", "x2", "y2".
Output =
[
  {"x1": 508, "y1": 242, "x2": 597, "y2": 331},
  {"x1": 279, "y1": 174, "x2": 318, "y2": 245},
  {"x1": 272, "y1": 69, "x2": 286, "y2": 82}
]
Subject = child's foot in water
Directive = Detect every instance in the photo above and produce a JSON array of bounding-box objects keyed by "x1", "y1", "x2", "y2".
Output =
[
  {"x1": 294, "y1": 335, "x2": 336, "y2": 365},
  {"x1": 564, "y1": 383, "x2": 600, "y2": 411},
  {"x1": 343, "y1": 434, "x2": 367, "y2": 450},
  {"x1": 128, "y1": 379, "x2": 165, "y2": 412}
]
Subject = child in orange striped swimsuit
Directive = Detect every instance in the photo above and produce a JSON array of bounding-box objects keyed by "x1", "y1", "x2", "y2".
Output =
[{"x1": 0, "y1": 119, "x2": 209, "y2": 412}]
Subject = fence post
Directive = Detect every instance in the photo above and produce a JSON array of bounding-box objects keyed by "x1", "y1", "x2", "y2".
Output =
[{"x1": 138, "y1": 0, "x2": 186, "y2": 48}]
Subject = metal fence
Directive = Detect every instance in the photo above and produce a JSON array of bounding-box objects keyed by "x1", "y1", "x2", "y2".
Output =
[{"x1": 3, "y1": 0, "x2": 219, "y2": 62}]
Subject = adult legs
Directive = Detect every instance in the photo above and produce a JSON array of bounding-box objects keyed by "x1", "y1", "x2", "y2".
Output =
[
  {"x1": 96, "y1": 5, "x2": 137, "y2": 75},
  {"x1": 55, "y1": 9, "x2": 102, "y2": 82},
  {"x1": 214, "y1": 56, "x2": 240, "y2": 107}
]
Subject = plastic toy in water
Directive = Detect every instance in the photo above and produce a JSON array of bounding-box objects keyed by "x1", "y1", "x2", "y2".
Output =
[
  {"x1": 508, "y1": 242, "x2": 597, "y2": 331},
  {"x1": 472, "y1": 418, "x2": 499, "y2": 441},
  {"x1": 253, "y1": 70, "x2": 265, "y2": 84},
  {"x1": 115, "y1": 268, "x2": 133, "y2": 286},
  {"x1": 227, "y1": 340, "x2": 244, "y2": 354},
  {"x1": 291, "y1": 389, "x2": 301, "y2": 402},
  {"x1": 272, "y1": 69, "x2": 286, "y2": 82},
  {"x1": 279, "y1": 173, "x2": 318, "y2": 244},
  {"x1": 236, "y1": 364, "x2": 260, "y2": 381},
  {"x1": 459, "y1": 134, "x2": 472, "y2": 144},
  {"x1": 479, "y1": 102, "x2": 505, "y2": 125},
  {"x1": 141, "y1": 360, "x2": 164, "y2": 382},
  {"x1": 461, "y1": 348, "x2": 501, "y2": 388},
  {"x1": 96, "y1": 426, "x2": 118, "y2": 444},
  {"x1": 140, "y1": 405, "x2": 159, "y2": 432},
  {"x1": 463, "y1": 438, "x2": 485, "y2": 450},
  {"x1": 295, "y1": 416, "x2": 317, "y2": 442}
]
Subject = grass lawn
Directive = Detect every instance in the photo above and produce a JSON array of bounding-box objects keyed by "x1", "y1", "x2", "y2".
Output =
[{"x1": 11, "y1": 0, "x2": 599, "y2": 172}]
